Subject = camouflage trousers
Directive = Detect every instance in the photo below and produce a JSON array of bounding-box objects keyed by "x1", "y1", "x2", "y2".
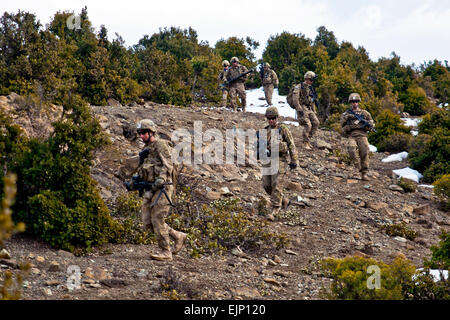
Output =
[
  {"x1": 347, "y1": 134, "x2": 370, "y2": 173},
  {"x1": 229, "y1": 82, "x2": 246, "y2": 112},
  {"x1": 297, "y1": 108, "x2": 319, "y2": 142},
  {"x1": 221, "y1": 89, "x2": 229, "y2": 108},
  {"x1": 262, "y1": 160, "x2": 288, "y2": 208},
  {"x1": 141, "y1": 185, "x2": 178, "y2": 252},
  {"x1": 263, "y1": 84, "x2": 274, "y2": 105}
]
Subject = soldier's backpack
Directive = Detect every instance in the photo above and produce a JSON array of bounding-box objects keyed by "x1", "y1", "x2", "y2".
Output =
[{"x1": 286, "y1": 85, "x2": 299, "y2": 109}]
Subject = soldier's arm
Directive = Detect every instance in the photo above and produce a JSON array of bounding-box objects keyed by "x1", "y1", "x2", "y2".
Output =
[
  {"x1": 364, "y1": 111, "x2": 375, "y2": 128},
  {"x1": 273, "y1": 71, "x2": 279, "y2": 87},
  {"x1": 292, "y1": 86, "x2": 302, "y2": 110},
  {"x1": 340, "y1": 112, "x2": 349, "y2": 127},
  {"x1": 241, "y1": 65, "x2": 249, "y2": 80},
  {"x1": 282, "y1": 126, "x2": 299, "y2": 163},
  {"x1": 155, "y1": 141, "x2": 173, "y2": 183}
]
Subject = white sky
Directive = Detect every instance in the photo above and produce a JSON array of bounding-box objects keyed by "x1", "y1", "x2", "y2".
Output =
[{"x1": 3, "y1": 0, "x2": 449, "y2": 66}]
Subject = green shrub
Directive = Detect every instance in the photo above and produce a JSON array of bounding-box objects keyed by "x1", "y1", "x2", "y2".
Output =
[
  {"x1": 425, "y1": 231, "x2": 450, "y2": 270},
  {"x1": 320, "y1": 256, "x2": 416, "y2": 300},
  {"x1": 381, "y1": 222, "x2": 418, "y2": 240},
  {"x1": 397, "y1": 178, "x2": 417, "y2": 193},
  {"x1": 167, "y1": 189, "x2": 289, "y2": 258},
  {"x1": 368, "y1": 109, "x2": 411, "y2": 149},
  {"x1": 378, "y1": 133, "x2": 412, "y2": 153},
  {"x1": 399, "y1": 85, "x2": 432, "y2": 116},
  {"x1": 409, "y1": 129, "x2": 450, "y2": 183},
  {"x1": 433, "y1": 174, "x2": 450, "y2": 210}
]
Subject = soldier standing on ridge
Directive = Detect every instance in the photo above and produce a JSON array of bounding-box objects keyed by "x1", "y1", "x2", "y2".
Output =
[
  {"x1": 340, "y1": 93, "x2": 375, "y2": 181},
  {"x1": 291, "y1": 71, "x2": 320, "y2": 150},
  {"x1": 218, "y1": 60, "x2": 230, "y2": 108},
  {"x1": 135, "y1": 119, "x2": 187, "y2": 261},
  {"x1": 225, "y1": 57, "x2": 248, "y2": 112},
  {"x1": 260, "y1": 107, "x2": 299, "y2": 221},
  {"x1": 260, "y1": 63, "x2": 279, "y2": 106}
]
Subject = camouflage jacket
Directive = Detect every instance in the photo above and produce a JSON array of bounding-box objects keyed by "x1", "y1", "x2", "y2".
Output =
[
  {"x1": 263, "y1": 123, "x2": 298, "y2": 163},
  {"x1": 136, "y1": 138, "x2": 173, "y2": 183},
  {"x1": 292, "y1": 82, "x2": 315, "y2": 111},
  {"x1": 261, "y1": 69, "x2": 279, "y2": 87},
  {"x1": 340, "y1": 107, "x2": 374, "y2": 137},
  {"x1": 218, "y1": 68, "x2": 228, "y2": 83},
  {"x1": 224, "y1": 64, "x2": 249, "y2": 86}
]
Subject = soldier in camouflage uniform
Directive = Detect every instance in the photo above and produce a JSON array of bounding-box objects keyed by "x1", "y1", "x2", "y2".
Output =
[
  {"x1": 340, "y1": 93, "x2": 375, "y2": 181},
  {"x1": 260, "y1": 107, "x2": 299, "y2": 221},
  {"x1": 218, "y1": 60, "x2": 230, "y2": 108},
  {"x1": 135, "y1": 119, "x2": 187, "y2": 261},
  {"x1": 225, "y1": 57, "x2": 248, "y2": 112},
  {"x1": 261, "y1": 63, "x2": 279, "y2": 106},
  {"x1": 291, "y1": 71, "x2": 320, "y2": 150}
]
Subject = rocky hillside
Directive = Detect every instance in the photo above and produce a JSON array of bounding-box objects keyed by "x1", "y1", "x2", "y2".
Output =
[{"x1": 1, "y1": 94, "x2": 448, "y2": 300}]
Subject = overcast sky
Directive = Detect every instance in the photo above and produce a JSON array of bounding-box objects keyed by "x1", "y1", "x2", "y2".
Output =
[{"x1": 3, "y1": 0, "x2": 449, "y2": 66}]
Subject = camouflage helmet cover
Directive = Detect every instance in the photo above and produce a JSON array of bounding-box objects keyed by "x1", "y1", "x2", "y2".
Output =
[
  {"x1": 137, "y1": 119, "x2": 157, "y2": 133},
  {"x1": 265, "y1": 106, "x2": 279, "y2": 118},
  {"x1": 222, "y1": 60, "x2": 230, "y2": 67},
  {"x1": 304, "y1": 71, "x2": 316, "y2": 80},
  {"x1": 348, "y1": 93, "x2": 361, "y2": 102},
  {"x1": 230, "y1": 56, "x2": 239, "y2": 63}
]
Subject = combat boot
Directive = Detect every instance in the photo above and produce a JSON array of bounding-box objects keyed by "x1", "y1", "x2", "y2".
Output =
[
  {"x1": 150, "y1": 250, "x2": 173, "y2": 261},
  {"x1": 303, "y1": 142, "x2": 312, "y2": 150},
  {"x1": 361, "y1": 172, "x2": 370, "y2": 181},
  {"x1": 282, "y1": 197, "x2": 291, "y2": 210},
  {"x1": 267, "y1": 207, "x2": 281, "y2": 221},
  {"x1": 172, "y1": 231, "x2": 187, "y2": 255}
]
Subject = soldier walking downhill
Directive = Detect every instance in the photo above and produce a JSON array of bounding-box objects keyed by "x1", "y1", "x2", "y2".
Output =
[
  {"x1": 225, "y1": 56, "x2": 248, "y2": 112},
  {"x1": 291, "y1": 71, "x2": 320, "y2": 150},
  {"x1": 218, "y1": 60, "x2": 230, "y2": 108},
  {"x1": 260, "y1": 107, "x2": 299, "y2": 221},
  {"x1": 260, "y1": 63, "x2": 279, "y2": 106},
  {"x1": 340, "y1": 93, "x2": 375, "y2": 181},
  {"x1": 135, "y1": 119, "x2": 187, "y2": 261}
]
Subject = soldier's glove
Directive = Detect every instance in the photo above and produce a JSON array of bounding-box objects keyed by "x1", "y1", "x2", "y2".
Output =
[
  {"x1": 289, "y1": 162, "x2": 298, "y2": 170},
  {"x1": 153, "y1": 178, "x2": 165, "y2": 190}
]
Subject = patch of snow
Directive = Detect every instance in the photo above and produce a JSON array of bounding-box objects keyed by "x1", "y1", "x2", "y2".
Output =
[
  {"x1": 411, "y1": 130, "x2": 418, "y2": 136},
  {"x1": 401, "y1": 118, "x2": 422, "y2": 127},
  {"x1": 282, "y1": 121, "x2": 299, "y2": 127},
  {"x1": 369, "y1": 145, "x2": 377, "y2": 153},
  {"x1": 382, "y1": 151, "x2": 408, "y2": 163},
  {"x1": 392, "y1": 167, "x2": 423, "y2": 183},
  {"x1": 415, "y1": 269, "x2": 449, "y2": 282},
  {"x1": 246, "y1": 87, "x2": 296, "y2": 119},
  {"x1": 418, "y1": 184, "x2": 434, "y2": 188}
]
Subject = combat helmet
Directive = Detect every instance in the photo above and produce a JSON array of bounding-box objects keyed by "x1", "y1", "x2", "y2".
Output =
[
  {"x1": 304, "y1": 71, "x2": 316, "y2": 80},
  {"x1": 265, "y1": 106, "x2": 279, "y2": 118},
  {"x1": 348, "y1": 93, "x2": 361, "y2": 102},
  {"x1": 230, "y1": 57, "x2": 239, "y2": 63},
  {"x1": 222, "y1": 60, "x2": 230, "y2": 67},
  {"x1": 137, "y1": 119, "x2": 157, "y2": 133}
]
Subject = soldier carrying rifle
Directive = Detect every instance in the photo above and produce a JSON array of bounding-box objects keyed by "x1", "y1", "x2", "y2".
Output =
[
  {"x1": 127, "y1": 119, "x2": 187, "y2": 261},
  {"x1": 224, "y1": 57, "x2": 250, "y2": 112},
  {"x1": 340, "y1": 93, "x2": 375, "y2": 181}
]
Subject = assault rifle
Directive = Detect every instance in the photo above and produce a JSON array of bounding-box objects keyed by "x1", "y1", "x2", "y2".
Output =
[
  {"x1": 220, "y1": 68, "x2": 255, "y2": 89},
  {"x1": 309, "y1": 85, "x2": 319, "y2": 111},
  {"x1": 346, "y1": 109, "x2": 376, "y2": 132},
  {"x1": 124, "y1": 176, "x2": 174, "y2": 207}
]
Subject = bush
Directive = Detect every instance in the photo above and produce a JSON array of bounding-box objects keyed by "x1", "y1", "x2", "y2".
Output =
[
  {"x1": 425, "y1": 231, "x2": 450, "y2": 270},
  {"x1": 167, "y1": 189, "x2": 289, "y2": 258},
  {"x1": 377, "y1": 132, "x2": 412, "y2": 153},
  {"x1": 320, "y1": 256, "x2": 416, "y2": 300},
  {"x1": 399, "y1": 85, "x2": 432, "y2": 116},
  {"x1": 433, "y1": 175, "x2": 450, "y2": 211},
  {"x1": 368, "y1": 110, "x2": 411, "y2": 149},
  {"x1": 381, "y1": 222, "x2": 418, "y2": 240},
  {"x1": 397, "y1": 178, "x2": 417, "y2": 193}
]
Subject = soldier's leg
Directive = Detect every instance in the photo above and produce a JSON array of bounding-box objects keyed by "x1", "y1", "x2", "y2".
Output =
[
  {"x1": 347, "y1": 137, "x2": 360, "y2": 171},
  {"x1": 221, "y1": 90, "x2": 228, "y2": 108},
  {"x1": 356, "y1": 136, "x2": 370, "y2": 173},
  {"x1": 308, "y1": 111, "x2": 320, "y2": 139},
  {"x1": 229, "y1": 87, "x2": 237, "y2": 111},
  {"x1": 264, "y1": 85, "x2": 274, "y2": 105},
  {"x1": 237, "y1": 85, "x2": 246, "y2": 111},
  {"x1": 141, "y1": 192, "x2": 154, "y2": 231},
  {"x1": 262, "y1": 174, "x2": 273, "y2": 196}
]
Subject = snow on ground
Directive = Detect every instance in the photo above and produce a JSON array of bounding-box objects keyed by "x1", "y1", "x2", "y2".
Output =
[
  {"x1": 415, "y1": 269, "x2": 449, "y2": 282},
  {"x1": 382, "y1": 151, "x2": 408, "y2": 163},
  {"x1": 246, "y1": 87, "x2": 296, "y2": 119},
  {"x1": 411, "y1": 130, "x2": 418, "y2": 136},
  {"x1": 393, "y1": 167, "x2": 423, "y2": 183},
  {"x1": 401, "y1": 117, "x2": 422, "y2": 127},
  {"x1": 369, "y1": 145, "x2": 377, "y2": 153}
]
